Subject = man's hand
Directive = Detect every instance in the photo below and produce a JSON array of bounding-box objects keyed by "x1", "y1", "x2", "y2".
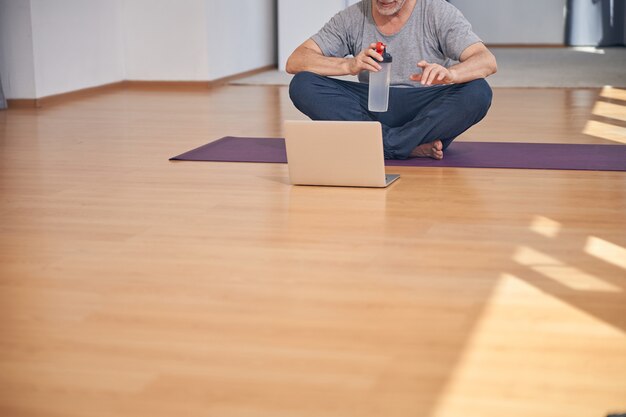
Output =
[
  {"x1": 410, "y1": 61, "x2": 456, "y2": 86},
  {"x1": 409, "y1": 44, "x2": 497, "y2": 86},
  {"x1": 347, "y1": 43, "x2": 384, "y2": 75}
]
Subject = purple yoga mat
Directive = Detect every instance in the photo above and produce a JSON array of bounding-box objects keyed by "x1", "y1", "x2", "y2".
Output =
[{"x1": 170, "y1": 137, "x2": 626, "y2": 171}]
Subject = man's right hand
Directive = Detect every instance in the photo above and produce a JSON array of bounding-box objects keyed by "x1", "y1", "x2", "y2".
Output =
[
  {"x1": 286, "y1": 40, "x2": 384, "y2": 77},
  {"x1": 347, "y1": 43, "x2": 383, "y2": 75}
]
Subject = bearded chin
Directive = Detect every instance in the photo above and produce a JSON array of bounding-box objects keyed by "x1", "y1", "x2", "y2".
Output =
[{"x1": 376, "y1": 0, "x2": 406, "y2": 15}]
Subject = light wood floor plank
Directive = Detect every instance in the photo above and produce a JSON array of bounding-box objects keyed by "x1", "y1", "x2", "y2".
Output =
[{"x1": 0, "y1": 85, "x2": 625, "y2": 417}]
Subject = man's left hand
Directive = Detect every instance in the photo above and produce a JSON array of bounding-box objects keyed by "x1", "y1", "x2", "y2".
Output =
[{"x1": 410, "y1": 61, "x2": 456, "y2": 86}]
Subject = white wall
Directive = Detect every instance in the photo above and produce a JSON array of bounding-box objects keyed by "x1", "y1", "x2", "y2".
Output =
[
  {"x1": 449, "y1": 0, "x2": 567, "y2": 44},
  {"x1": 29, "y1": 0, "x2": 125, "y2": 98},
  {"x1": 0, "y1": 0, "x2": 277, "y2": 99},
  {"x1": 209, "y1": 0, "x2": 277, "y2": 80},
  {"x1": 278, "y1": 0, "x2": 346, "y2": 71},
  {"x1": 0, "y1": 0, "x2": 37, "y2": 99},
  {"x1": 122, "y1": 0, "x2": 209, "y2": 81},
  {"x1": 123, "y1": 0, "x2": 277, "y2": 81}
]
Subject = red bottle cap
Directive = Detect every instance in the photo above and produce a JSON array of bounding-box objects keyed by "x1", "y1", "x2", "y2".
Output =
[
  {"x1": 375, "y1": 42, "x2": 386, "y2": 55},
  {"x1": 374, "y1": 41, "x2": 392, "y2": 63}
]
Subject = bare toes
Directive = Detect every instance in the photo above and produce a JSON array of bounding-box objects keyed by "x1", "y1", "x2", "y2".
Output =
[{"x1": 410, "y1": 140, "x2": 445, "y2": 160}]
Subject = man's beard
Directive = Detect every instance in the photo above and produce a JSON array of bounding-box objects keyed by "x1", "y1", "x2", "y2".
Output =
[{"x1": 374, "y1": 0, "x2": 407, "y2": 16}]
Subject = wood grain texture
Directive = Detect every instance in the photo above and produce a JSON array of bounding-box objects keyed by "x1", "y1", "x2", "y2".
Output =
[{"x1": 0, "y1": 85, "x2": 625, "y2": 417}]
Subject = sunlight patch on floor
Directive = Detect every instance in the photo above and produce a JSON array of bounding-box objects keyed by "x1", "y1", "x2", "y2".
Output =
[
  {"x1": 582, "y1": 88, "x2": 626, "y2": 144},
  {"x1": 572, "y1": 47, "x2": 606, "y2": 55},
  {"x1": 585, "y1": 236, "x2": 626, "y2": 270},
  {"x1": 513, "y1": 246, "x2": 561, "y2": 266},
  {"x1": 514, "y1": 246, "x2": 621, "y2": 293},
  {"x1": 530, "y1": 215, "x2": 561, "y2": 238},
  {"x1": 592, "y1": 101, "x2": 626, "y2": 123},
  {"x1": 582, "y1": 119, "x2": 626, "y2": 144},
  {"x1": 600, "y1": 86, "x2": 626, "y2": 101},
  {"x1": 430, "y1": 273, "x2": 626, "y2": 417},
  {"x1": 530, "y1": 265, "x2": 621, "y2": 292}
]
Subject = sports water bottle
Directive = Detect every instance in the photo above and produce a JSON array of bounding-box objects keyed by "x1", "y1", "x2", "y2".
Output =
[{"x1": 368, "y1": 42, "x2": 393, "y2": 112}]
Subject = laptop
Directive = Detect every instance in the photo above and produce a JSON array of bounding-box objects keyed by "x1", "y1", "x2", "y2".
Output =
[{"x1": 284, "y1": 120, "x2": 400, "y2": 188}]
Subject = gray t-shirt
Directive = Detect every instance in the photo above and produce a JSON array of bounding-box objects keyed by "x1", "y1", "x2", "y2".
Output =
[{"x1": 311, "y1": 0, "x2": 482, "y2": 87}]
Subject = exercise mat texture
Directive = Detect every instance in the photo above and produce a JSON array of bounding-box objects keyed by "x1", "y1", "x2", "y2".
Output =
[{"x1": 170, "y1": 137, "x2": 626, "y2": 171}]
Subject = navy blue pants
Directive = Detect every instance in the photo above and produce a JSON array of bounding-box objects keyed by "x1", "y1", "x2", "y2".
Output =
[{"x1": 289, "y1": 71, "x2": 493, "y2": 160}]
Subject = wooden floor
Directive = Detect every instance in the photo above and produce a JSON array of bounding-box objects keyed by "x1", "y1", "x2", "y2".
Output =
[{"x1": 0, "y1": 85, "x2": 625, "y2": 417}]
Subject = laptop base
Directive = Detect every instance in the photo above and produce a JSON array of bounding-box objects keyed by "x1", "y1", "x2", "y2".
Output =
[{"x1": 385, "y1": 174, "x2": 401, "y2": 187}]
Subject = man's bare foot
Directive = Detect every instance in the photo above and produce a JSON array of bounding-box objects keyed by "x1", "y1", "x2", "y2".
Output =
[{"x1": 410, "y1": 140, "x2": 444, "y2": 160}]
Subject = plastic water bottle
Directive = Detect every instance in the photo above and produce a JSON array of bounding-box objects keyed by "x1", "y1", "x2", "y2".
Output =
[{"x1": 368, "y1": 42, "x2": 393, "y2": 112}]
